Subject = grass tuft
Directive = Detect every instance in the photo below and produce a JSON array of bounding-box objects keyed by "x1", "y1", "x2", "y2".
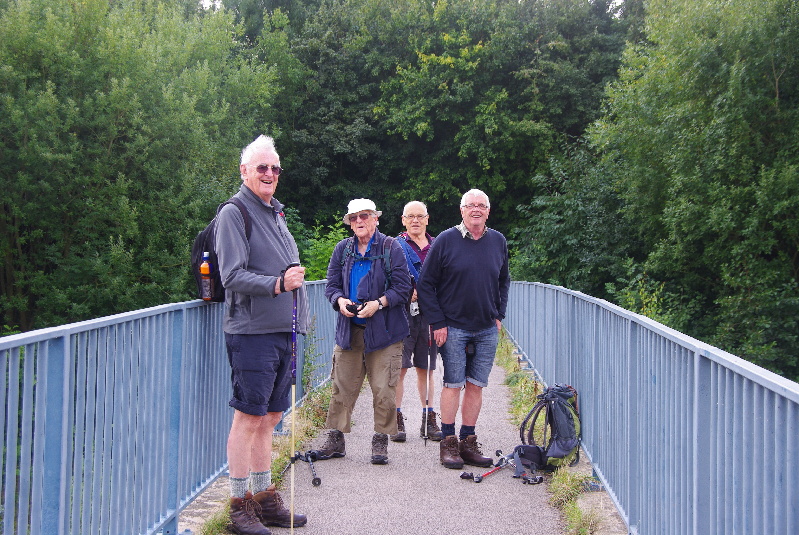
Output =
[{"x1": 496, "y1": 330, "x2": 599, "y2": 535}]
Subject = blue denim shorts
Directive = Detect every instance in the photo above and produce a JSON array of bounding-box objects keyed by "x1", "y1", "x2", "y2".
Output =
[
  {"x1": 439, "y1": 325, "x2": 499, "y2": 388},
  {"x1": 225, "y1": 332, "x2": 293, "y2": 416}
]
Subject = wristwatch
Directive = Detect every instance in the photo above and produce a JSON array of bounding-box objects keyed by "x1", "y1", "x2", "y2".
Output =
[{"x1": 377, "y1": 299, "x2": 384, "y2": 310}]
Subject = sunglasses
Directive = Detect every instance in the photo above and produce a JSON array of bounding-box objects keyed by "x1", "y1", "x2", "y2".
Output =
[
  {"x1": 255, "y1": 164, "x2": 282, "y2": 176},
  {"x1": 348, "y1": 212, "x2": 373, "y2": 223}
]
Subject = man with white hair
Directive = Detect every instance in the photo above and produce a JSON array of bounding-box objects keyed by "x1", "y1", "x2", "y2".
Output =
[
  {"x1": 316, "y1": 198, "x2": 411, "y2": 465},
  {"x1": 417, "y1": 189, "x2": 510, "y2": 470},
  {"x1": 216, "y1": 135, "x2": 309, "y2": 534}
]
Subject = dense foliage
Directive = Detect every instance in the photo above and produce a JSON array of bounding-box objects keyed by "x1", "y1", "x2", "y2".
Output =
[
  {"x1": 513, "y1": 0, "x2": 799, "y2": 379},
  {"x1": 2, "y1": 0, "x2": 797, "y2": 381}
]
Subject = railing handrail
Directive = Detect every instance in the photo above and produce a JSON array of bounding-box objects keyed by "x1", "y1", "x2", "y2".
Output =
[
  {"x1": 512, "y1": 282, "x2": 799, "y2": 401},
  {"x1": 0, "y1": 300, "x2": 205, "y2": 348},
  {"x1": 505, "y1": 281, "x2": 799, "y2": 535},
  {"x1": 0, "y1": 281, "x2": 336, "y2": 535},
  {"x1": 3, "y1": 280, "x2": 798, "y2": 534}
]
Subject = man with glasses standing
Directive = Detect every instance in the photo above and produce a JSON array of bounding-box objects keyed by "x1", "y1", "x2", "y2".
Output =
[
  {"x1": 315, "y1": 198, "x2": 411, "y2": 465},
  {"x1": 390, "y1": 201, "x2": 444, "y2": 443},
  {"x1": 216, "y1": 135, "x2": 309, "y2": 534},
  {"x1": 417, "y1": 189, "x2": 510, "y2": 470}
]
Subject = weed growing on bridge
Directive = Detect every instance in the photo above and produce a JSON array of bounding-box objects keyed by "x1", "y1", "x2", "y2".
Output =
[
  {"x1": 495, "y1": 332, "x2": 544, "y2": 426},
  {"x1": 196, "y1": 382, "x2": 333, "y2": 535},
  {"x1": 496, "y1": 330, "x2": 601, "y2": 535}
]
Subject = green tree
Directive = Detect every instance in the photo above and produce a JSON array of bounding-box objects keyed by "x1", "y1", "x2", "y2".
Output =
[
  {"x1": 589, "y1": 0, "x2": 799, "y2": 379},
  {"x1": 376, "y1": 0, "x2": 626, "y2": 233},
  {"x1": 0, "y1": 0, "x2": 278, "y2": 330},
  {"x1": 509, "y1": 141, "x2": 636, "y2": 300}
]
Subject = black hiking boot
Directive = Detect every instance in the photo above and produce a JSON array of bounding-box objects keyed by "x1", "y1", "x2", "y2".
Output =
[
  {"x1": 420, "y1": 410, "x2": 444, "y2": 441},
  {"x1": 315, "y1": 429, "x2": 345, "y2": 460},
  {"x1": 440, "y1": 435, "x2": 463, "y2": 469},
  {"x1": 390, "y1": 411, "x2": 406, "y2": 442},
  {"x1": 459, "y1": 435, "x2": 493, "y2": 467},
  {"x1": 371, "y1": 432, "x2": 389, "y2": 464}
]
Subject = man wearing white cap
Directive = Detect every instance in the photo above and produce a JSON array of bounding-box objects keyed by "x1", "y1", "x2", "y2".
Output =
[{"x1": 316, "y1": 198, "x2": 411, "y2": 464}]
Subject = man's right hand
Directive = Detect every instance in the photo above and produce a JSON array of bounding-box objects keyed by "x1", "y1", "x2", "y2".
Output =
[
  {"x1": 433, "y1": 326, "x2": 448, "y2": 347},
  {"x1": 338, "y1": 297, "x2": 357, "y2": 317}
]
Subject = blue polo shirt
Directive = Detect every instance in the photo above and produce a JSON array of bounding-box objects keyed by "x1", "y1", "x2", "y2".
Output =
[{"x1": 349, "y1": 233, "x2": 376, "y2": 325}]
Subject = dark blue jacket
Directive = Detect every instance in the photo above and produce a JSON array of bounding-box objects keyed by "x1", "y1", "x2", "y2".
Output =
[{"x1": 325, "y1": 231, "x2": 411, "y2": 352}]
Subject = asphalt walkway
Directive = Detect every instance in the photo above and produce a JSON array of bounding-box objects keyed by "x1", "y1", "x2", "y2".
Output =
[{"x1": 277, "y1": 363, "x2": 565, "y2": 535}]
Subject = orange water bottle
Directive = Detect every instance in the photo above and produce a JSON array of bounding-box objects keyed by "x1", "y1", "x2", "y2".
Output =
[{"x1": 200, "y1": 251, "x2": 213, "y2": 301}]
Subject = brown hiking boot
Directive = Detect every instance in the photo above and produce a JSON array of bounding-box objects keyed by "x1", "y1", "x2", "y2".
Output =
[
  {"x1": 459, "y1": 435, "x2": 493, "y2": 467},
  {"x1": 371, "y1": 432, "x2": 389, "y2": 464},
  {"x1": 315, "y1": 429, "x2": 345, "y2": 460},
  {"x1": 440, "y1": 435, "x2": 463, "y2": 469},
  {"x1": 229, "y1": 492, "x2": 271, "y2": 535},
  {"x1": 420, "y1": 410, "x2": 444, "y2": 441},
  {"x1": 252, "y1": 484, "x2": 307, "y2": 528},
  {"x1": 390, "y1": 411, "x2": 406, "y2": 442}
]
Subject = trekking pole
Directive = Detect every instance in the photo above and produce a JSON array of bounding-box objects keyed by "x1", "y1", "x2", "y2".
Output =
[
  {"x1": 423, "y1": 324, "x2": 433, "y2": 446},
  {"x1": 287, "y1": 262, "x2": 301, "y2": 533},
  {"x1": 496, "y1": 449, "x2": 545, "y2": 485},
  {"x1": 460, "y1": 455, "x2": 509, "y2": 483},
  {"x1": 305, "y1": 450, "x2": 322, "y2": 487}
]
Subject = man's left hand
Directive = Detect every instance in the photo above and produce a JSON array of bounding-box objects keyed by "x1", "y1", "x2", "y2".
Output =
[
  {"x1": 282, "y1": 265, "x2": 306, "y2": 292},
  {"x1": 357, "y1": 300, "x2": 381, "y2": 319}
]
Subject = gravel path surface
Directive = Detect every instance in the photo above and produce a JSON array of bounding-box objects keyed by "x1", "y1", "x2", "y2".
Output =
[{"x1": 179, "y1": 362, "x2": 625, "y2": 534}]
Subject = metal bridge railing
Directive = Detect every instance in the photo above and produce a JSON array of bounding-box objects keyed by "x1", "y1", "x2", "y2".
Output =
[
  {"x1": 504, "y1": 281, "x2": 799, "y2": 535},
  {"x1": 4, "y1": 280, "x2": 797, "y2": 534},
  {"x1": 0, "y1": 281, "x2": 335, "y2": 535}
]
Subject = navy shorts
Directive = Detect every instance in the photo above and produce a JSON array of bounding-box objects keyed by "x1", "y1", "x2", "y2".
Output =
[
  {"x1": 401, "y1": 313, "x2": 437, "y2": 370},
  {"x1": 225, "y1": 332, "x2": 293, "y2": 416}
]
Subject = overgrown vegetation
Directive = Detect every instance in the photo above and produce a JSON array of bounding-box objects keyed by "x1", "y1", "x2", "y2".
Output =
[
  {"x1": 3, "y1": 0, "x2": 797, "y2": 382},
  {"x1": 551, "y1": 469, "x2": 602, "y2": 535},
  {"x1": 496, "y1": 331, "x2": 603, "y2": 535}
]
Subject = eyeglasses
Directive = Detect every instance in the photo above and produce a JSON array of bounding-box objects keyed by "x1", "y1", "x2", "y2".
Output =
[
  {"x1": 255, "y1": 164, "x2": 282, "y2": 176},
  {"x1": 462, "y1": 203, "x2": 488, "y2": 210},
  {"x1": 348, "y1": 212, "x2": 373, "y2": 223},
  {"x1": 403, "y1": 214, "x2": 428, "y2": 220}
]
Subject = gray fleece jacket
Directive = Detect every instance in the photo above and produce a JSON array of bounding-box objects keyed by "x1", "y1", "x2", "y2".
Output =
[{"x1": 215, "y1": 184, "x2": 309, "y2": 335}]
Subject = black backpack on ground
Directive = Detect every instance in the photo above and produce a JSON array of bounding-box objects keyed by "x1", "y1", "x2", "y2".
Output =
[
  {"x1": 512, "y1": 383, "x2": 581, "y2": 476},
  {"x1": 191, "y1": 197, "x2": 251, "y2": 302}
]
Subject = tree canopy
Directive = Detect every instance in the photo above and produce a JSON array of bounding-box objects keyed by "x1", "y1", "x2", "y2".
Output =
[
  {"x1": 3, "y1": 0, "x2": 798, "y2": 381},
  {"x1": 513, "y1": 0, "x2": 799, "y2": 379}
]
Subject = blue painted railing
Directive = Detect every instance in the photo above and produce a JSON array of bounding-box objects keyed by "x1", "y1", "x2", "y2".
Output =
[
  {"x1": 504, "y1": 282, "x2": 799, "y2": 535},
  {"x1": 3, "y1": 280, "x2": 797, "y2": 534},
  {"x1": 0, "y1": 281, "x2": 335, "y2": 535}
]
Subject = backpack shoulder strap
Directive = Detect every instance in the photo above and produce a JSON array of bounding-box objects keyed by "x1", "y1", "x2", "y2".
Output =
[
  {"x1": 340, "y1": 237, "x2": 355, "y2": 266},
  {"x1": 382, "y1": 236, "x2": 394, "y2": 291},
  {"x1": 217, "y1": 197, "x2": 252, "y2": 240}
]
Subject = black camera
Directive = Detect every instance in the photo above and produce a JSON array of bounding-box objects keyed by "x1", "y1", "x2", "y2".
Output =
[{"x1": 345, "y1": 302, "x2": 364, "y2": 314}]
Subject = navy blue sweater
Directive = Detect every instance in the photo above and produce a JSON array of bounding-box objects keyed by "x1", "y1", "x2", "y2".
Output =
[{"x1": 416, "y1": 226, "x2": 510, "y2": 331}]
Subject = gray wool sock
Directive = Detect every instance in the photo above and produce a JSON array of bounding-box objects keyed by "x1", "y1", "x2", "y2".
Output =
[
  {"x1": 230, "y1": 476, "x2": 249, "y2": 499},
  {"x1": 250, "y1": 470, "x2": 272, "y2": 494}
]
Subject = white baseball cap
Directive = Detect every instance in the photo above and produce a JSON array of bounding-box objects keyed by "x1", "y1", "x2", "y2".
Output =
[{"x1": 343, "y1": 198, "x2": 382, "y2": 223}]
